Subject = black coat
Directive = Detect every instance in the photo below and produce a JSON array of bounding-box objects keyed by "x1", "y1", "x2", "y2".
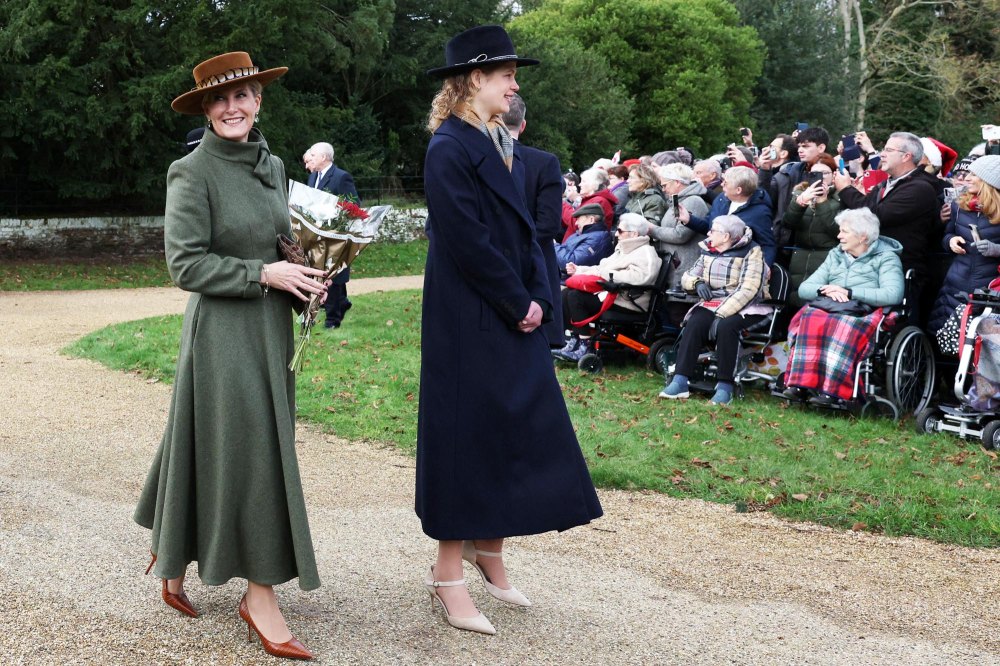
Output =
[
  {"x1": 515, "y1": 140, "x2": 565, "y2": 346},
  {"x1": 838, "y1": 169, "x2": 940, "y2": 275},
  {"x1": 311, "y1": 165, "x2": 358, "y2": 284},
  {"x1": 415, "y1": 116, "x2": 602, "y2": 540}
]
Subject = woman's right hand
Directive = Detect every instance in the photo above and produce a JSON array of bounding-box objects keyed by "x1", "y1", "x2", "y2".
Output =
[
  {"x1": 565, "y1": 262, "x2": 577, "y2": 276},
  {"x1": 264, "y1": 261, "x2": 328, "y2": 301},
  {"x1": 676, "y1": 206, "x2": 690, "y2": 225},
  {"x1": 949, "y1": 236, "x2": 967, "y2": 255},
  {"x1": 940, "y1": 202, "x2": 952, "y2": 223}
]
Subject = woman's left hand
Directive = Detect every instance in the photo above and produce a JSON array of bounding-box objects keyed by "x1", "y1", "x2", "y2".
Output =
[
  {"x1": 518, "y1": 301, "x2": 544, "y2": 333},
  {"x1": 819, "y1": 284, "x2": 850, "y2": 302}
]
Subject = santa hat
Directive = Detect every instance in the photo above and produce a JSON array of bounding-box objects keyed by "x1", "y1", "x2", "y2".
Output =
[
  {"x1": 929, "y1": 138, "x2": 958, "y2": 176},
  {"x1": 920, "y1": 138, "x2": 942, "y2": 168}
]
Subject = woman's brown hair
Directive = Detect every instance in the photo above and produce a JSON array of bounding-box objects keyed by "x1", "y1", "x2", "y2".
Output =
[{"x1": 959, "y1": 181, "x2": 1000, "y2": 224}]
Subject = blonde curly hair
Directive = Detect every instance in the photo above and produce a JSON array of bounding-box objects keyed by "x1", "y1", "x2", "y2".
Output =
[{"x1": 427, "y1": 74, "x2": 478, "y2": 133}]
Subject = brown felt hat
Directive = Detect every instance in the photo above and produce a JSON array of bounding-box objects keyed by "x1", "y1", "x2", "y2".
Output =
[{"x1": 171, "y1": 52, "x2": 288, "y2": 115}]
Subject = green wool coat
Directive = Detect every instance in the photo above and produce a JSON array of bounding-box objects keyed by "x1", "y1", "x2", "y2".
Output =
[{"x1": 134, "y1": 128, "x2": 320, "y2": 591}]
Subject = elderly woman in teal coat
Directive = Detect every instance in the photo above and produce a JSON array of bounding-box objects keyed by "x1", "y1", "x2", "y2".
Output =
[
  {"x1": 134, "y1": 52, "x2": 326, "y2": 661},
  {"x1": 417, "y1": 26, "x2": 602, "y2": 636}
]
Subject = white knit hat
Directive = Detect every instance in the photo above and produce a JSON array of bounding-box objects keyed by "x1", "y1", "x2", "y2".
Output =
[{"x1": 970, "y1": 155, "x2": 1000, "y2": 190}]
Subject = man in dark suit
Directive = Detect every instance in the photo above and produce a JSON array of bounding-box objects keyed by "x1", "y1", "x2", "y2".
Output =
[
  {"x1": 502, "y1": 94, "x2": 565, "y2": 348},
  {"x1": 304, "y1": 142, "x2": 359, "y2": 328}
]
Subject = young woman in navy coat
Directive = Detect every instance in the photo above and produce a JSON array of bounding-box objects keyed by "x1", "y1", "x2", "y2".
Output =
[{"x1": 417, "y1": 25, "x2": 603, "y2": 635}]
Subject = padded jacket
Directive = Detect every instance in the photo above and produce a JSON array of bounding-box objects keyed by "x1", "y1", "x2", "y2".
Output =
[{"x1": 798, "y1": 236, "x2": 904, "y2": 307}]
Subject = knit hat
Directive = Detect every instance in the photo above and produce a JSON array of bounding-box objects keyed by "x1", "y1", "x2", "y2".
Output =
[
  {"x1": 929, "y1": 138, "x2": 958, "y2": 176},
  {"x1": 617, "y1": 213, "x2": 647, "y2": 233},
  {"x1": 572, "y1": 203, "x2": 604, "y2": 219},
  {"x1": 969, "y1": 155, "x2": 1000, "y2": 190},
  {"x1": 920, "y1": 138, "x2": 942, "y2": 167}
]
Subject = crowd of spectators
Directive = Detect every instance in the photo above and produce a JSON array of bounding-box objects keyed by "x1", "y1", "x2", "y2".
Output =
[{"x1": 550, "y1": 121, "x2": 1000, "y2": 405}]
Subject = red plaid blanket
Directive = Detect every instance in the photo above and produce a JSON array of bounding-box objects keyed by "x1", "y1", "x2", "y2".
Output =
[{"x1": 785, "y1": 306, "x2": 890, "y2": 400}]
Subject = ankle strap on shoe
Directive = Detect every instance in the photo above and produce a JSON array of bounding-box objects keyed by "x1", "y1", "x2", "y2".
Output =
[
  {"x1": 429, "y1": 578, "x2": 466, "y2": 588},
  {"x1": 472, "y1": 549, "x2": 503, "y2": 558}
]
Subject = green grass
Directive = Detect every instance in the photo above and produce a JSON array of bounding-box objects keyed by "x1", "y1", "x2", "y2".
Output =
[
  {"x1": 65, "y1": 289, "x2": 1000, "y2": 548},
  {"x1": 0, "y1": 240, "x2": 428, "y2": 291}
]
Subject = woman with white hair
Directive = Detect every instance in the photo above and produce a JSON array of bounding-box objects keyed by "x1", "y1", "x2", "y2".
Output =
[
  {"x1": 560, "y1": 166, "x2": 618, "y2": 241},
  {"x1": 659, "y1": 214, "x2": 770, "y2": 405},
  {"x1": 648, "y1": 163, "x2": 709, "y2": 278},
  {"x1": 554, "y1": 213, "x2": 662, "y2": 362},
  {"x1": 782, "y1": 208, "x2": 904, "y2": 403}
]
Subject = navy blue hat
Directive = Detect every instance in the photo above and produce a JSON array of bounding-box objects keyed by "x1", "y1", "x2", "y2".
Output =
[{"x1": 427, "y1": 25, "x2": 540, "y2": 78}]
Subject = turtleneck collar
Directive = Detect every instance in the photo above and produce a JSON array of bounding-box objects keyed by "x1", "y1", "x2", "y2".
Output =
[{"x1": 198, "y1": 127, "x2": 280, "y2": 188}]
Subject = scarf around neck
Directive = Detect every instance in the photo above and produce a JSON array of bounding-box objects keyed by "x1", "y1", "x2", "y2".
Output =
[{"x1": 454, "y1": 101, "x2": 514, "y2": 172}]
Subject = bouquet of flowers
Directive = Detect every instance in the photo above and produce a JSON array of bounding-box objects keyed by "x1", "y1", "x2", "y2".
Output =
[{"x1": 286, "y1": 179, "x2": 391, "y2": 371}]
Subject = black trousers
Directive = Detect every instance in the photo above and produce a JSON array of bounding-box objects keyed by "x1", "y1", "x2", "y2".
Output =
[
  {"x1": 323, "y1": 282, "x2": 351, "y2": 325},
  {"x1": 674, "y1": 306, "x2": 764, "y2": 383},
  {"x1": 562, "y1": 289, "x2": 632, "y2": 334}
]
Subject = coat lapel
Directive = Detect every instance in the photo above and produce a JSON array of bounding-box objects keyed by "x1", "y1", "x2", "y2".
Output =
[{"x1": 440, "y1": 117, "x2": 534, "y2": 232}]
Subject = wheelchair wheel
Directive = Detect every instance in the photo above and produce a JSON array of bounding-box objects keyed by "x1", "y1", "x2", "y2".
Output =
[
  {"x1": 886, "y1": 326, "x2": 936, "y2": 415},
  {"x1": 578, "y1": 353, "x2": 603, "y2": 374},
  {"x1": 860, "y1": 395, "x2": 900, "y2": 421},
  {"x1": 981, "y1": 421, "x2": 1000, "y2": 450},
  {"x1": 914, "y1": 407, "x2": 942, "y2": 435},
  {"x1": 646, "y1": 337, "x2": 672, "y2": 373}
]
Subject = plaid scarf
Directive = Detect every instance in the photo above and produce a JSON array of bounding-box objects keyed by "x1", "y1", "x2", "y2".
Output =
[{"x1": 455, "y1": 101, "x2": 514, "y2": 172}]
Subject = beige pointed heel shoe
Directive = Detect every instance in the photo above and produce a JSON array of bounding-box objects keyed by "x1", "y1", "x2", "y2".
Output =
[
  {"x1": 424, "y1": 567, "x2": 496, "y2": 635},
  {"x1": 462, "y1": 541, "x2": 532, "y2": 607}
]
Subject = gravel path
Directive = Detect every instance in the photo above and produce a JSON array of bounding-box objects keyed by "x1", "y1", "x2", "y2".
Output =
[{"x1": 0, "y1": 278, "x2": 997, "y2": 665}]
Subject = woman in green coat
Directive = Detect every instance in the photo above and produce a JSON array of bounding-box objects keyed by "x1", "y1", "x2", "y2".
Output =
[
  {"x1": 134, "y1": 52, "x2": 326, "y2": 661},
  {"x1": 783, "y1": 155, "x2": 842, "y2": 307}
]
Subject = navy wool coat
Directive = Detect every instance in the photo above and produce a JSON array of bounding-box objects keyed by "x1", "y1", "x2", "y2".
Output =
[
  {"x1": 515, "y1": 140, "x2": 565, "y2": 346},
  {"x1": 416, "y1": 116, "x2": 603, "y2": 540}
]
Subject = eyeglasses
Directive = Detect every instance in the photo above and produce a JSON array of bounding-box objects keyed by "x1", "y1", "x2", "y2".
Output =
[
  {"x1": 708, "y1": 228, "x2": 726, "y2": 235},
  {"x1": 881, "y1": 146, "x2": 908, "y2": 155}
]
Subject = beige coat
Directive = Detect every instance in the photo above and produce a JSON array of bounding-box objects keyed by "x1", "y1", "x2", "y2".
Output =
[{"x1": 575, "y1": 235, "x2": 662, "y2": 310}]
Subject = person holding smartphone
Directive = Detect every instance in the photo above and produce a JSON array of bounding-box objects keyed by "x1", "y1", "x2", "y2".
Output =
[
  {"x1": 928, "y1": 155, "x2": 1000, "y2": 337},
  {"x1": 782, "y1": 154, "x2": 842, "y2": 307}
]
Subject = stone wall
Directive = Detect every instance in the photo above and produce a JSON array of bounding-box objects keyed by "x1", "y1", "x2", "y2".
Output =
[{"x1": 0, "y1": 209, "x2": 428, "y2": 259}]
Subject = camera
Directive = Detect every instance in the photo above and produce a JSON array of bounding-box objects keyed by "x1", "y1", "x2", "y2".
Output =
[
  {"x1": 740, "y1": 127, "x2": 750, "y2": 137},
  {"x1": 795, "y1": 121, "x2": 809, "y2": 132},
  {"x1": 719, "y1": 157, "x2": 733, "y2": 171}
]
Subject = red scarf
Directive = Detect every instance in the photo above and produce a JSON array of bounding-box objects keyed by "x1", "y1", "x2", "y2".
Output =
[{"x1": 968, "y1": 195, "x2": 982, "y2": 213}]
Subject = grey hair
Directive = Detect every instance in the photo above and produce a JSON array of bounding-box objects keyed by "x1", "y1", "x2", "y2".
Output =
[
  {"x1": 889, "y1": 132, "x2": 923, "y2": 164},
  {"x1": 712, "y1": 214, "x2": 746, "y2": 239},
  {"x1": 658, "y1": 162, "x2": 694, "y2": 185},
  {"x1": 723, "y1": 165, "x2": 758, "y2": 195},
  {"x1": 310, "y1": 142, "x2": 335, "y2": 162},
  {"x1": 580, "y1": 167, "x2": 609, "y2": 190},
  {"x1": 835, "y1": 207, "x2": 880, "y2": 245},
  {"x1": 694, "y1": 159, "x2": 722, "y2": 177},
  {"x1": 501, "y1": 93, "x2": 526, "y2": 130}
]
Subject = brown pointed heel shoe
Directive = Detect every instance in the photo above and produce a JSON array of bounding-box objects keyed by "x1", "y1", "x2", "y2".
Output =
[
  {"x1": 239, "y1": 595, "x2": 313, "y2": 661},
  {"x1": 146, "y1": 552, "x2": 199, "y2": 618}
]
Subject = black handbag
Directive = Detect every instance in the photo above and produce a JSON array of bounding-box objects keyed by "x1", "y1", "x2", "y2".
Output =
[{"x1": 807, "y1": 295, "x2": 874, "y2": 316}]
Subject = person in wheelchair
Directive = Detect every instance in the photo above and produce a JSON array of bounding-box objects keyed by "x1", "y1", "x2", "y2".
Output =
[
  {"x1": 781, "y1": 208, "x2": 904, "y2": 403},
  {"x1": 554, "y1": 203, "x2": 614, "y2": 281},
  {"x1": 659, "y1": 214, "x2": 771, "y2": 405},
  {"x1": 553, "y1": 213, "x2": 662, "y2": 362}
]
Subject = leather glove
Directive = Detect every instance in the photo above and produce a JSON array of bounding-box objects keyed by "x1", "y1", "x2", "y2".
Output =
[
  {"x1": 695, "y1": 281, "x2": 713, "y2": 301},
  {"x1": 975, "y1": 239, "x2": 1000, "y2": 257},
  {"x1": 708, "y1": 317, "x2": 721, "y2": 341}
]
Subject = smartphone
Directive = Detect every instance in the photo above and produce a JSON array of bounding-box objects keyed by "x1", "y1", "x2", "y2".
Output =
[
  {"x1": 971, "y1": 225, "x2": 982, "y2": 242},
  {"x1": 804, "y1": 171, "x2": 825, "y2": 187},
  {"x1": 740, "y1": 127, "x2": 750, "y2": 137},
  {"x1": 838, "y1": 157, "x2": 847, "y2": 174},
  {"x1": 841, "y1": 134, "x2": 862, "y2": 161},
  {"x1": 796, "y1": 122, "x2": 809, "y2": 132},
  {"x1": 672, "y1": 194, "x2": 680, "y2": 211},
  {"x1": 983, "y1": 125, "x2": 1000, "y2": 141}
]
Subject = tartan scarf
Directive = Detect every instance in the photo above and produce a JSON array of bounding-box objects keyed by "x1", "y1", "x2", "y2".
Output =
[{"x1": 454, "y1": 101, "x2": 514, "y2": 172}]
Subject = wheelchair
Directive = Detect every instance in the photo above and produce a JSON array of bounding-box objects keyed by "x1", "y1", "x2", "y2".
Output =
[
  {"x1": 775, "y1": 270, "x2": 936, "y2": 420},
  {"x1": 571, "y1": 259, "x2": 676, "y2": 374},
  {"x1": 658, "y1": 263, "x2": 791, "y2": 398},
  {"x1": 915, "y1": 288, "x2": 1000, "y2": 449}
]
